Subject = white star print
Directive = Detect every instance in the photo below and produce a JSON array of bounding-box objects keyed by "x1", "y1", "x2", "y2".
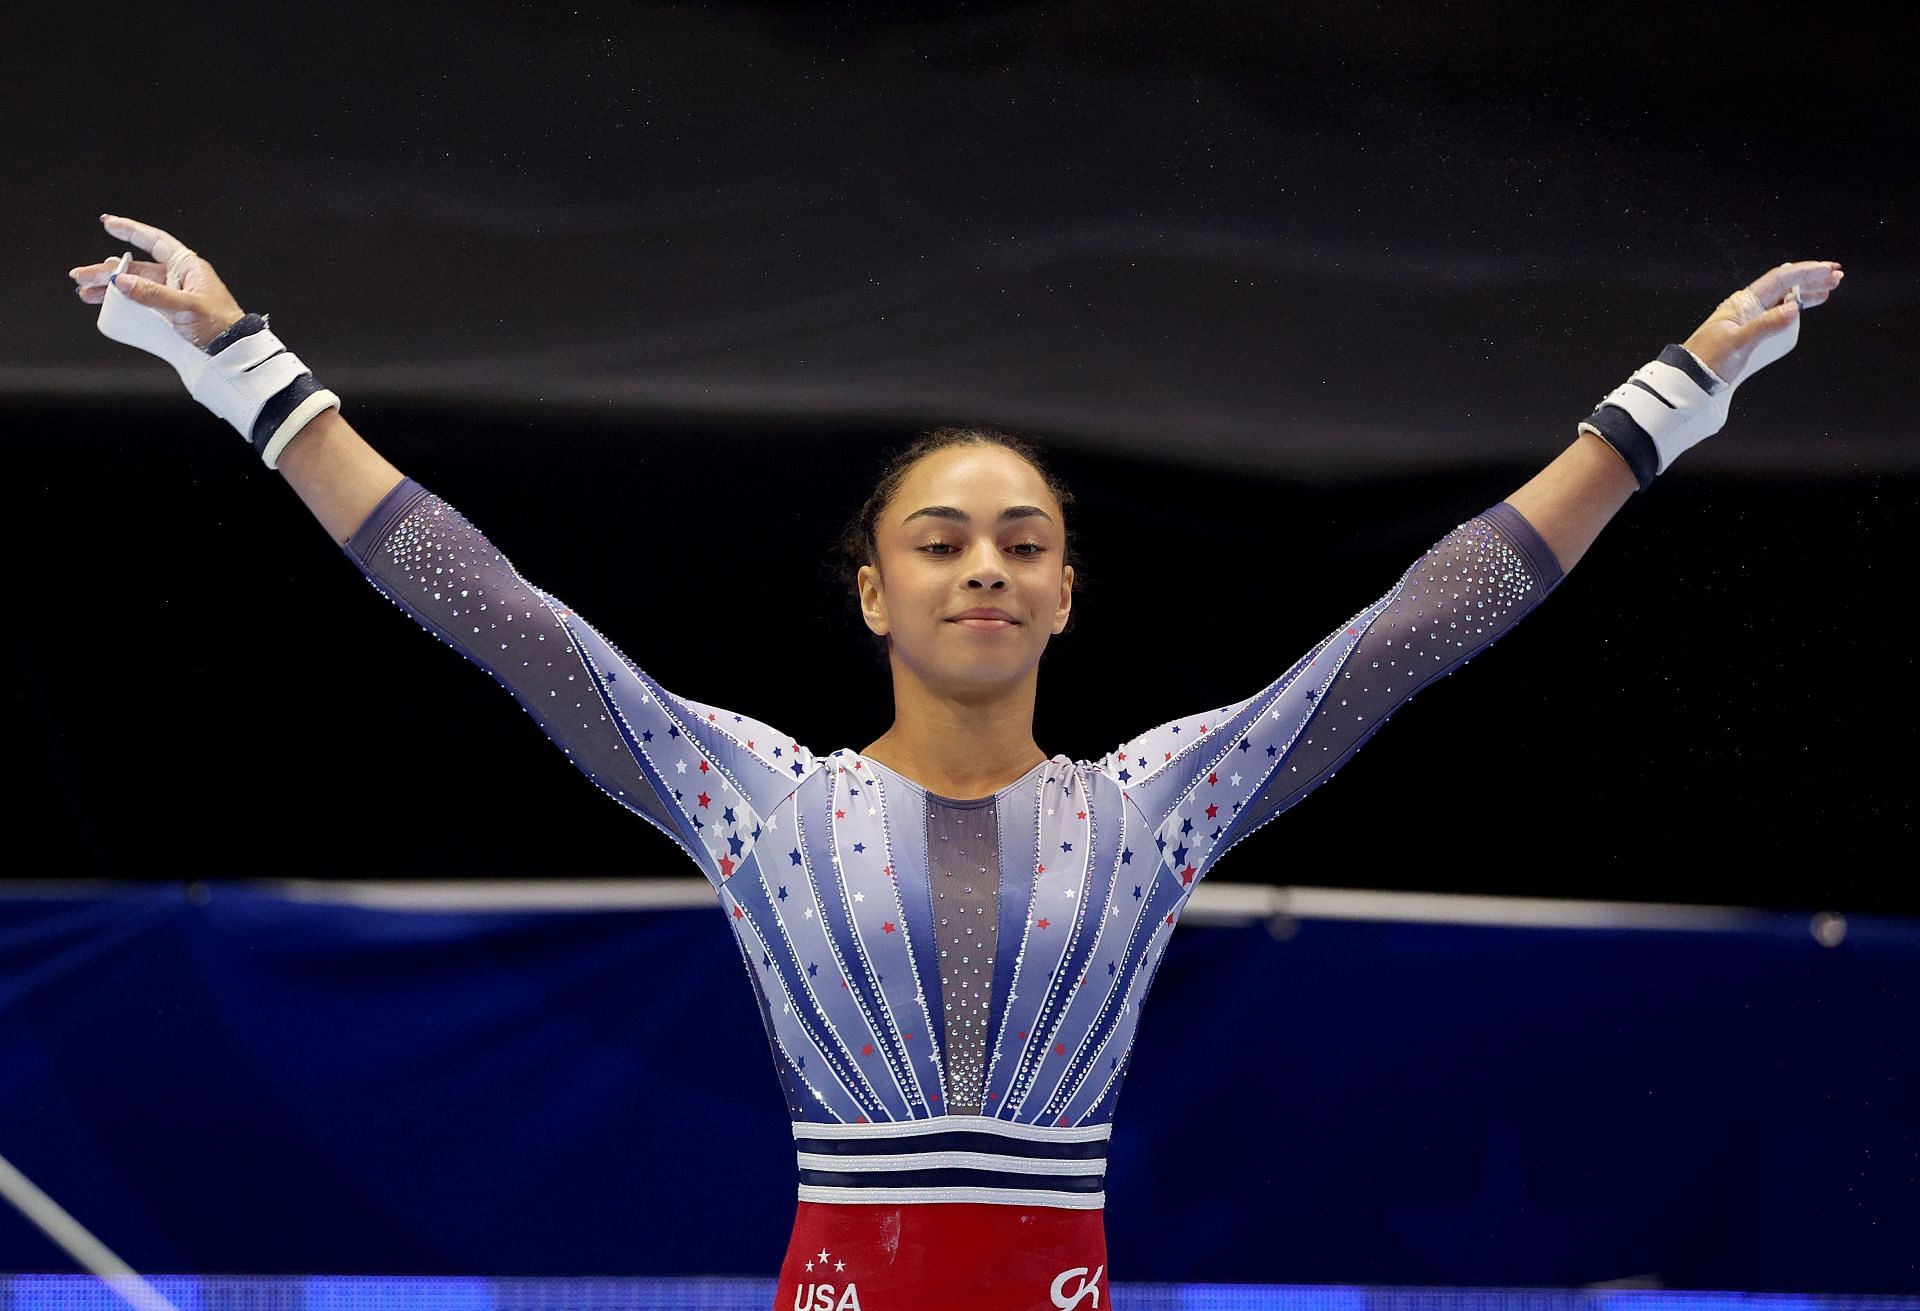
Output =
[
  {"x1": 675, "y1": 760, "x2": 688, "y2": 774},
  {"x1": 854, "y1": 892, "x2": 866, "y2": 903},
  {"x1": 835, "y1": 1260, "x2": 845, "y2": 1272},
  {"x1": 1231, "y1": 772, "x2": 1242, "y2": 786},
  {"x1": 804, "y1": 908, "x2": 814, "y2": 919},
  {"x1": 817, "y1": 1249, "x2": 830, "y2": 1264}
]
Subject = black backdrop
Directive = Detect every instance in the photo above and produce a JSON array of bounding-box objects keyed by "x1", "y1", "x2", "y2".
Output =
[{"x1": 5, "y1": 0, "x2": 1915, "y2": 912}]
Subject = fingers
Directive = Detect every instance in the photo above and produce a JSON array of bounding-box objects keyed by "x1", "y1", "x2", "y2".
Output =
[
  {"x1": 1751, "y1": 259, "x2": 1846, "y2": 311},
  {"x1": 70, "y1": 255, "x2": 163, "y2": 285},
  {"x1": 99, "y1": 212, "x2": 189, "y2": 264},
  {"x1": 1803, "y1": 263, "x2": 1844, "y2": 307},
  {"x1": 70, "y1": 253, "x2": 165, "y2": 304}
]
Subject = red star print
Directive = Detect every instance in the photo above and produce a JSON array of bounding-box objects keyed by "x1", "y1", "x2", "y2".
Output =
[
  {"x1": 1205, "y1": 804, "x2": 1218, "y2": 819},
  {"x1": 856, "y1": 1115, "x2": 869, "y2": 1124},
  {"x1": 707, "y1": 713, "x2": 717, "y2": 722},
  {"x1": 698, "y1": 760, "x2": 710, "y2": 774},
  {"x1": 731, "y1": 903, "x2": 743, "y2": 919},
  {"x1": 748, "y1": 740, "x2": 755, "y2": 749},
  {"x1": 1164, "y1": 751, "x2": 1172, "y2": 761},
  {"x1": 719, "y1": 856, "x2": 735, "y2": 878},
  {"x1": 840, "y1": 980, "x2": 849, "y2": 989},
  {"x1": 1165, "y1": 912, "x2": 1176, "y2": 925},
  {"x1": 905, "y1": 1032, "x2": 915, "y2": 1040},
  {"x1": 1054, "y1": 1042, "x2": 1065, "y2": 1054},
  {"x1": 1058, "y1": 1116, "x2": 1070, "y2": 1127},
  {"x1": 882, "y1": 921, "x2": 896, "y2": 933},
  {"x1": 862, "y1": 1043, "x2": 874, "y2": 1056},
  {"x1": 697, "y1": 792, "x2": 712, "y2": 808},
  {"x1": 1200, "y1": 724, "x2": 1209, "y2": 734},
  {"x1": 1077, "y1": 810, "x2": 1087, "y2": 819},
  {"x1": 883, "y1": 865, "x2": 894, "y2": 877},
  {"x1": 1018, "y1": 1031, "x2": 1028, "y2": 1040},
  {"x1": 1208, "y1": 772, "x2": 1218, "y2": 786},
  {"x1": 989, "y1": 1092, "x2": 999, "y2": 1101},
  {"x1": 835, "y1": 809, "x2": 846, "y2": 819},
  {"x1": 1181, "y1": 865, "x2": 1196, "y2": 885},
  {"x1": 1036, "y1": 918, "x2": 1051, "y2": 929},
  {"x1": 1036, "y1": 863, "x2": 1047, "y2": 875}
]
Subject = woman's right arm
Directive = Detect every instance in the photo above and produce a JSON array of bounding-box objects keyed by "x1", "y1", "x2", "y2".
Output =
[{"x1": 72, "y1": 213, "x2": 818, "y2": 886}]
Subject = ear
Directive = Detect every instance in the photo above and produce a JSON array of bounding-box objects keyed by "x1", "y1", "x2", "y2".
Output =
[
  {"x1": 1052, "y1": 563, "x2": 1074, "y2": 635},
  {"x1": 857, "y1": 562, "x2": 890, "y2": 636}
]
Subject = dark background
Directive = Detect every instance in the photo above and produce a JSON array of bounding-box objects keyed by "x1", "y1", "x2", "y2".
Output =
[{"x1": 4, "y1": 0, "x2": 1914, "y2": 910}]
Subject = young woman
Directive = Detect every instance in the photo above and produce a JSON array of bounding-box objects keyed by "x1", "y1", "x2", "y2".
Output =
[{"x1": 72, "y1": 214, "x2": 1841, "y2": 1310}]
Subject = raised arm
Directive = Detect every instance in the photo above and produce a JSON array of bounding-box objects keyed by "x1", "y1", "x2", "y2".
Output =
[
  {"x1": 1092, "y1": 257, "x2": 1845, "y2": 894},
  {"x1": 72, "y1": 211, "x2": 824, "y2": 891}
]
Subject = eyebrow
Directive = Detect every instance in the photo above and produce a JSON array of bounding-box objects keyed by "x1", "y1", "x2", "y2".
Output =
[{"x1": 900, "y1": 505, "x2": 1055, "y2": 527}]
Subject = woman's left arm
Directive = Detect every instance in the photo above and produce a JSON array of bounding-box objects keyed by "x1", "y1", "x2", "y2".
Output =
[{"x1": 1506, "y1": 258, "x2": 1846, "y2": 574}]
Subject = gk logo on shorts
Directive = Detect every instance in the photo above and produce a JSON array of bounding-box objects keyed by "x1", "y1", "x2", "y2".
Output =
[{"x1": 1050, "y1": 1265, "x2": 1103, "y2": 1309}]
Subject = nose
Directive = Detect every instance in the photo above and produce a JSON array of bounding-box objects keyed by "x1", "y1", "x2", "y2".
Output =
[{"x1": 963, "y1": 539, "x2": 1010, "y2": 590}]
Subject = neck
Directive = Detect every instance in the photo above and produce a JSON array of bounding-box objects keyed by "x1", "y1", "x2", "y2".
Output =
[{"x1": 861, "y1": 658, "x2": 1047, "y2": 800}]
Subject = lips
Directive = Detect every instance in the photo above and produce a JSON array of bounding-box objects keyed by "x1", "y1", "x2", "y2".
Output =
[{"x1": 949, "y1": 608, "x2": 1019, "y2": 623}]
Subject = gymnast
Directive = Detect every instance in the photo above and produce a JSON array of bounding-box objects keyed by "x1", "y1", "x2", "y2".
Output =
[{"x1": 71, "y1": 213, "x2": 1841, "y2": 1311}]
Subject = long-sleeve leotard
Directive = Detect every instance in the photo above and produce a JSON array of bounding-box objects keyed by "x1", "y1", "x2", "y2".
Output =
[{"x1": 343, "y1": 474, "x2": 1563, "y2": 1203}]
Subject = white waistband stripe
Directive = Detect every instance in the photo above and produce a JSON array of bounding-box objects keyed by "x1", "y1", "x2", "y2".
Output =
[
  {"x1": 795, "y1": 1150, "x2": 1102, "y2": 1176},
  {"x1": 796, "y1": 1183, "x2": 1106, "y2": 1210}
]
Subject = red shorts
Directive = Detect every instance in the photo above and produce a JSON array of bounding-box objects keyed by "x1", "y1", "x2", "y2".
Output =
[{"x1": 774, "y1": 1199, "x2": 1111, "y2": 1311}]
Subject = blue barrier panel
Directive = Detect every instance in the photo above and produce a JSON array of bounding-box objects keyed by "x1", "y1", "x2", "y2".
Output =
[{"x1": 2, "y1": 885, "x2": 1915, "y2": 1291}]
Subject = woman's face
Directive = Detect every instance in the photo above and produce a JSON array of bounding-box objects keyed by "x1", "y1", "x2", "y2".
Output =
[{"x1": 857, "y1": 444, "x2": 1074, "y2": 692}]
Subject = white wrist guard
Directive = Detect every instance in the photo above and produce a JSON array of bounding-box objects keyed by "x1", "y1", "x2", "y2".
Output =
[
  {"x1": 95, "y1": 251, "x2": 342, "y2": 469},
  {"x1": 1577, "y1": 288, "x2": 1802, "y2": 491}
]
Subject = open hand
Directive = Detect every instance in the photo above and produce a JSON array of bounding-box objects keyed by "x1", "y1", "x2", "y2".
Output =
[
  {"x1": 1683, "y1": 259, "x2": 1844, "y2": 388},
  {"x1": 69, "y1": 213, "x2": 246, "y2": 350}
]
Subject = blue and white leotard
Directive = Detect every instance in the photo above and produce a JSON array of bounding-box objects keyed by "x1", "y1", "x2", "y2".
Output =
[{"x1": 343, "y1": 475, "x2": 1564, "y2": 1213}]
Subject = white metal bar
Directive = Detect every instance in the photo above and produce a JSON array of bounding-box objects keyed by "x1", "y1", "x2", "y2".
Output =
[{"x1": 0, "y1": 1151, "x2": 181, "y2": 1311}]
